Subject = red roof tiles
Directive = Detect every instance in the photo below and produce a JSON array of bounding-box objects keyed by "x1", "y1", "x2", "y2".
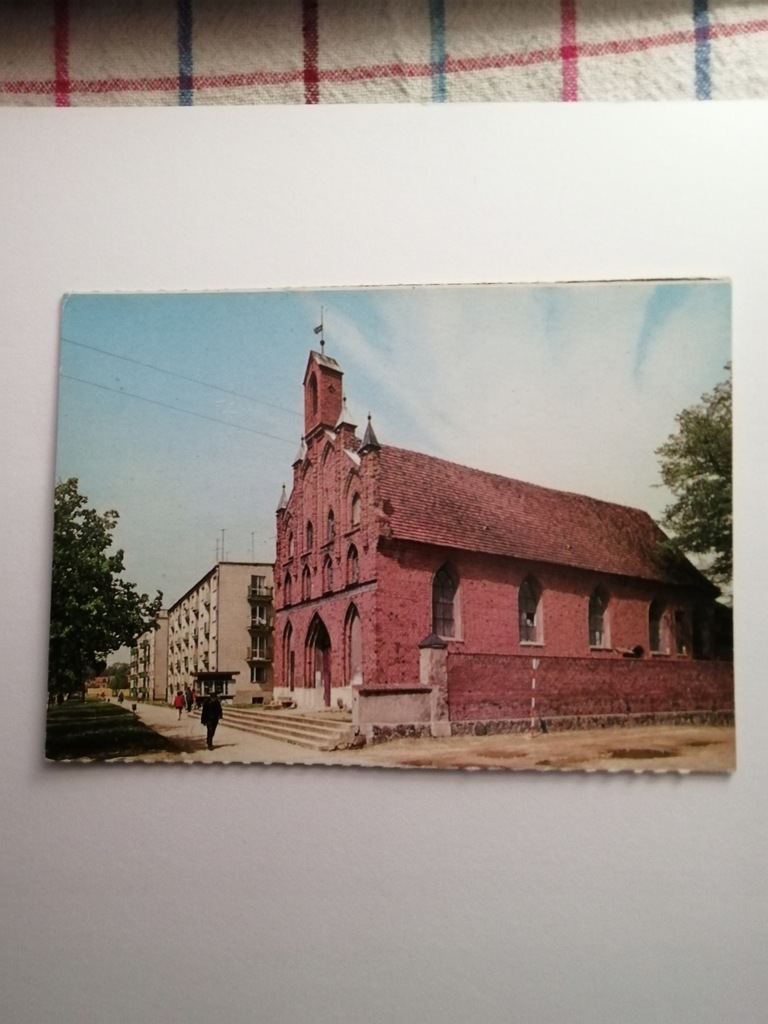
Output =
[{"x1": 375, "y1": 446, "x2": 712, "y2": 589}]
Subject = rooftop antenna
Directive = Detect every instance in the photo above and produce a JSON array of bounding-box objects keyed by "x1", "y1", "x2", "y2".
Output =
[{"x1": 313, "y1": 306, "x2": 325, "y2": 353}]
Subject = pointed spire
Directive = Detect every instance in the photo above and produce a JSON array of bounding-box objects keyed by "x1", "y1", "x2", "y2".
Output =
[
  {"x1": 360, "y1": 413, "x2": 381, "y2": 453},
  {"x1": 276, "y1": 484, "x2": 288, "y2": 512},
  {"x1": 335, "y1": 394, "x2": 356, "y2": 429},
  {"x1": 293, "y1": 436, "x2": 307, "y2": 466}
]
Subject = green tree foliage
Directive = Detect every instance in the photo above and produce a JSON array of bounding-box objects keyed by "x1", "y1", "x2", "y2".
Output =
[
  {"x1": 48, "y1": 479, "x2": 162, "y2": 697},
  {"x1": 104, "y1": 662, "x2": 130, "y2": 692},
  {"x1": 656, "y1": 369, "x2": 732, "y2": 588}
]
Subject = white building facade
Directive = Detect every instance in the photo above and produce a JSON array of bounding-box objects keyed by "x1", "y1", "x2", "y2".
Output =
[
  {"x1": 130, "y1": 610, "x2": 169, "y2": 702},
  {"x1": 166, "y1": 562, "x2": 274, "y2": 706}
]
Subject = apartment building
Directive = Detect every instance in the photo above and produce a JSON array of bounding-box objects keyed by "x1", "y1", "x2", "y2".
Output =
[
  {"x1": 130, "y1": 610, "x2": 169, "y2": 701},
  {"x1": 166, "y1": 562, "x2": 274, "y2": 706}
]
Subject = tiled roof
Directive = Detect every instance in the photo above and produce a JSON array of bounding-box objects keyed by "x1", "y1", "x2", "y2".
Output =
[{"x1": 376, "y1": 446, "x2": 713, "y2": 589}]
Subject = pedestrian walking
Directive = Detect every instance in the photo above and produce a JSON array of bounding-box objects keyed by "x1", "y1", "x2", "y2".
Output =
[
  {"x1": 200, "y1": 689, "x2": 223, "y2": 750},
  {"x1": 184, "y1": 685, "x2": 193, "y2": 715},
  {"x1": 173, "y1": 689, "x2": 184, "y2": 720}
]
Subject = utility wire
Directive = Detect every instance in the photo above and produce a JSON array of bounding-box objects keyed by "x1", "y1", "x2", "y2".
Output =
[
  {"x1": 60, "y1": 336, "x2": 302, "y2": 419},
  {"x1": 61, "y1": 374, "x2": 297, "y2": 446}
]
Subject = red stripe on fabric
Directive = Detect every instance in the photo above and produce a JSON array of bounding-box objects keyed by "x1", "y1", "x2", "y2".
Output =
[
  {"x1": 54, "y1": 0, "x2": 70, "y2": 107},
  {"x1": 2, "y1": 16, "x2": 767, "y2": 99},
  {"x1": 561, "y1": 0, "x2": 578, "y2": 101},
  {"x1": 302, "y1": 0, "x2": 319, "y2": 103}
]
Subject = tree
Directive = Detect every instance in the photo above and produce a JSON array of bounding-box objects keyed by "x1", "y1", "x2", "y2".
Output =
[
  {"x1": 104, "y1": 662, "x2": 130, "y2": 692},
  {"x1": 48, "y1": 479, "x2": 162, "y2": 698},
  {"x1": 656, "y1": 368, "x2": 732, "y2": 588}
]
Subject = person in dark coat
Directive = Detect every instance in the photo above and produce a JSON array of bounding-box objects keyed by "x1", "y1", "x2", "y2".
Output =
[{"x1": 200, "y1": 690, "x2": 223, "y2": 750}]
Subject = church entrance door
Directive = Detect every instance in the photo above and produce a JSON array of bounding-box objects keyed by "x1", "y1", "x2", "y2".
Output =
[{"x1": 307, "y1": 616, "x2": 332, "y2": 707}]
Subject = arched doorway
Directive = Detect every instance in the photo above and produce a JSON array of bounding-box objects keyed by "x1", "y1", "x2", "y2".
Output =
[
  {"x1": 345, "y1": 604, "x2": 363, "y2": 686},
  {"x1": 283, "y1": 622, "x2": 295, "y2": 692},
  {"x1": 306, "y1": 615, "x2": 332, "y2": 707}
]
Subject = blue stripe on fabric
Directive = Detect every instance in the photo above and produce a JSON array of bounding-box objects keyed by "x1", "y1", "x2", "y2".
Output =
[
  {"x1": 178, "y1": 0, "x2": 194, "y2": 105},
  {"x1": 429, "y1": 0, "x2": 446, "y2": 102},
  {"x1": 693, "y1": 0, "x2": 711, "y2": 100}
]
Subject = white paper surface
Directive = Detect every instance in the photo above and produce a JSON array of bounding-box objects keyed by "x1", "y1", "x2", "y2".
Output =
[{"x1": 0, "y1": 104, "x2": 766, "y2": 1024}]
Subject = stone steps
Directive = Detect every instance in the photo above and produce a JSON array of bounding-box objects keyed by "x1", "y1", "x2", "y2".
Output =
[{"x1": 193, "y1": 707, "x2": 353, "y2": 751}]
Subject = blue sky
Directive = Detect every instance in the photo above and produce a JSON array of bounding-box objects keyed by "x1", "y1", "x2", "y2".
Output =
[{"x1": 56, "y1": 281, "x2": 731, "y2": 614}]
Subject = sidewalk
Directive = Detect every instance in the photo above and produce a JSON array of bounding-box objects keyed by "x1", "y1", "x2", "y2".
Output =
[{"x1": 121, "y1": 701, "x2": 362, "y2": 766}]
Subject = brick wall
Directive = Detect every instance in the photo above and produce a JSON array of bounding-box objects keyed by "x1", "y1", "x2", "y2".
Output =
[{"x1": 448, "y1": 652, "x2": 734, "y2": 723}]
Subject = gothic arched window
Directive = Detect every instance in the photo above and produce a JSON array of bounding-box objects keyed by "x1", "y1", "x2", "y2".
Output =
[
  {"x1": 432, "y1": 565, "x2": 457, "y2": 638},
  {"x1": 649, "y1": 600, "x2": 665, "y2": 653},
  {"x1": 302, "y1": 566, "x2": 312, "y2": 601},
  {"x1": 518, "y1": 577, "x2": 541, "y2": 644},
  {"x1": 589, "y1": 587, "x2": 609, "y2": 648},
  {"x1": 347, "y1": 545, "x2": 359, "y2": 585},
  {"x1": 287, "y1": 531, "x2": 294, "y2": 557},
  {"x1": 327, "y1": 508, "x2": 335, "y2": 543},
  {"x1": 351, "y1": 492, "x2": 361, "y2": 527},
  {"x1": 323, "y1": 556, "x2": 333, "y2": 593},
  {"x1": 284, "y1": 571, "x2": 292, "y2": 606},
  {"x1": 306, "y1": 520, "x2": 313, "y2": 550}
]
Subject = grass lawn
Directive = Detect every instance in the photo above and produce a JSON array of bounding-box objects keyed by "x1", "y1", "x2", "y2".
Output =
[{"x1": 46, "y1": 700, "x2": 178, "y2": 761}]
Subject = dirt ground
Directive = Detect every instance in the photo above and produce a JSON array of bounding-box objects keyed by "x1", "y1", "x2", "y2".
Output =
[
  {"x1": 342, "y1": 723, "x2": 736, "y2": 773},
  {"x1": 93, "y1": 702, "x2": 735, "y2": 772}
]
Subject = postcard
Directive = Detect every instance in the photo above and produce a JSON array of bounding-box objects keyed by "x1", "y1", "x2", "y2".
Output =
[{"x1": 47, "y1": 281, "x2": 733, "y2": 771}]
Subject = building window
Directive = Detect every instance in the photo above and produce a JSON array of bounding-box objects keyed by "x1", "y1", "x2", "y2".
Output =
[
  {"x1": 649, "y1": 600, "x2": 665, "y2": 653},
  {"x1": 306, "y1": 520, "x2": 314, "y2": 550},
  {"x1": 309, "y1": 373, "x2": 318, "y2": 416},
  {"x1": 518, "y1": 577, "x2": 541, "y2": 643},
  {"x1": 347, "y1": 545, "x2": 359, "y2": 585},
  {"x1": 327, "y1": 508, "x2": 335, "y2": 542},
  {"x1": 589, "y1": 587, "x2": 609, "y2": 648},
  {"x1": 287, "y1": 532, "x2": 294, "y2": 557},
  {"x1": 351, "y1": 492, "x2": 361, "y2": 527},
  {"x1": 302, "y1": 566, "x2": 312, "y2": 601},
  {"x1": 251, "y1": 665, "x2": 267, "y2": 683},
  {"x1": 252, "y1": 635, "x2": 267, "y2": 660},
  {"x1": 284, "y1": 571, "x2": 292, "y2": 606},
  {"x1": 674, "y1": 609, "x2": 689, "y2": 655},
  {"x1": 432, "y1": 565, "x2": 457, "y2": 638},
  {"x1": 323, "y1": 556, "x2": 333, "y2": 593},
  {"x1": 252, "y1": 605, "x2": 267, "y2": 626}
]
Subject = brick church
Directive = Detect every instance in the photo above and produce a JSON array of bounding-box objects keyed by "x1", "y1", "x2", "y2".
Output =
[{"x1": 273, "y1": 346, "x2": 733, "y2": 740}]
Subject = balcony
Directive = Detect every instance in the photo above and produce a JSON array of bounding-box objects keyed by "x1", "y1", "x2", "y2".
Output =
[
  {"x1": 248, "y1": 585, "x2": 273, "y2": 601},
  {"x1": 246, "y1": 647, "x2": 271, "y2": 662},
  {"x1": 249, "y1": 617, "x2": 274, "y2": 632}
]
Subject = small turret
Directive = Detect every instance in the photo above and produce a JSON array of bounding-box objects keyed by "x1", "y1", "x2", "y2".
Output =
[
  {"x1": 292, "y1": 437, "x2": 307, "y2": 467},
  {"x1": 359, "y1": 414, "x2": 381, "y2": 454},
  {"x1": 276, "y1": 484, "x2": 288, "y2": 513}
]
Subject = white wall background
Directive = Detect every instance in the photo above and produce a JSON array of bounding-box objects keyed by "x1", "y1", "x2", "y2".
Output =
[{"x1": 0, "y1": 105, "x2": 766, "y2": 1024}]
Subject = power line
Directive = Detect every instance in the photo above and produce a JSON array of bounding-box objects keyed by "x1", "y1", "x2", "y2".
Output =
[
  {"x1": 60, "y1": 374, "x2": 298, "y2": 446},
  {"x1": 60, "y1": 336, "x2": 302, "y2": 419}
]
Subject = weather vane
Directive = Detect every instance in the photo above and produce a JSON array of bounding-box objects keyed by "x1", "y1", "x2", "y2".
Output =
[{"x1": 313, "y1": 306, "x2": 324, "y2": 352}]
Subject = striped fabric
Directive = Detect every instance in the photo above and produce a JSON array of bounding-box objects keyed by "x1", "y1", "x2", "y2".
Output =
[{"x1": 0, "y1": 1, "x2": 767, "y2": 105}]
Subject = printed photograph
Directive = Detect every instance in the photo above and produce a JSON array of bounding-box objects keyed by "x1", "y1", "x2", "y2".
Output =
[{"x1": 47, "y1": 282, "x2": 734, "y2": 771}]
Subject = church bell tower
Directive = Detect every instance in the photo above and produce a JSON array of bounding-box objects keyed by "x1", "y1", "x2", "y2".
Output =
[{"x1": 303, "y1": 345, "x2": 343, "y2": 440}]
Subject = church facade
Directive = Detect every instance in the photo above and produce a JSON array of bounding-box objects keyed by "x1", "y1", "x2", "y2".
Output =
[{"x1": 273, "y1": 348, "x2": 733, "y2": 739}]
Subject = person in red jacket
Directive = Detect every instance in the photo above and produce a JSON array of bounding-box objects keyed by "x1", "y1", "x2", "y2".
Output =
[{"x1": 173, "y1": 689, "x2": 184, "y2": 720}]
